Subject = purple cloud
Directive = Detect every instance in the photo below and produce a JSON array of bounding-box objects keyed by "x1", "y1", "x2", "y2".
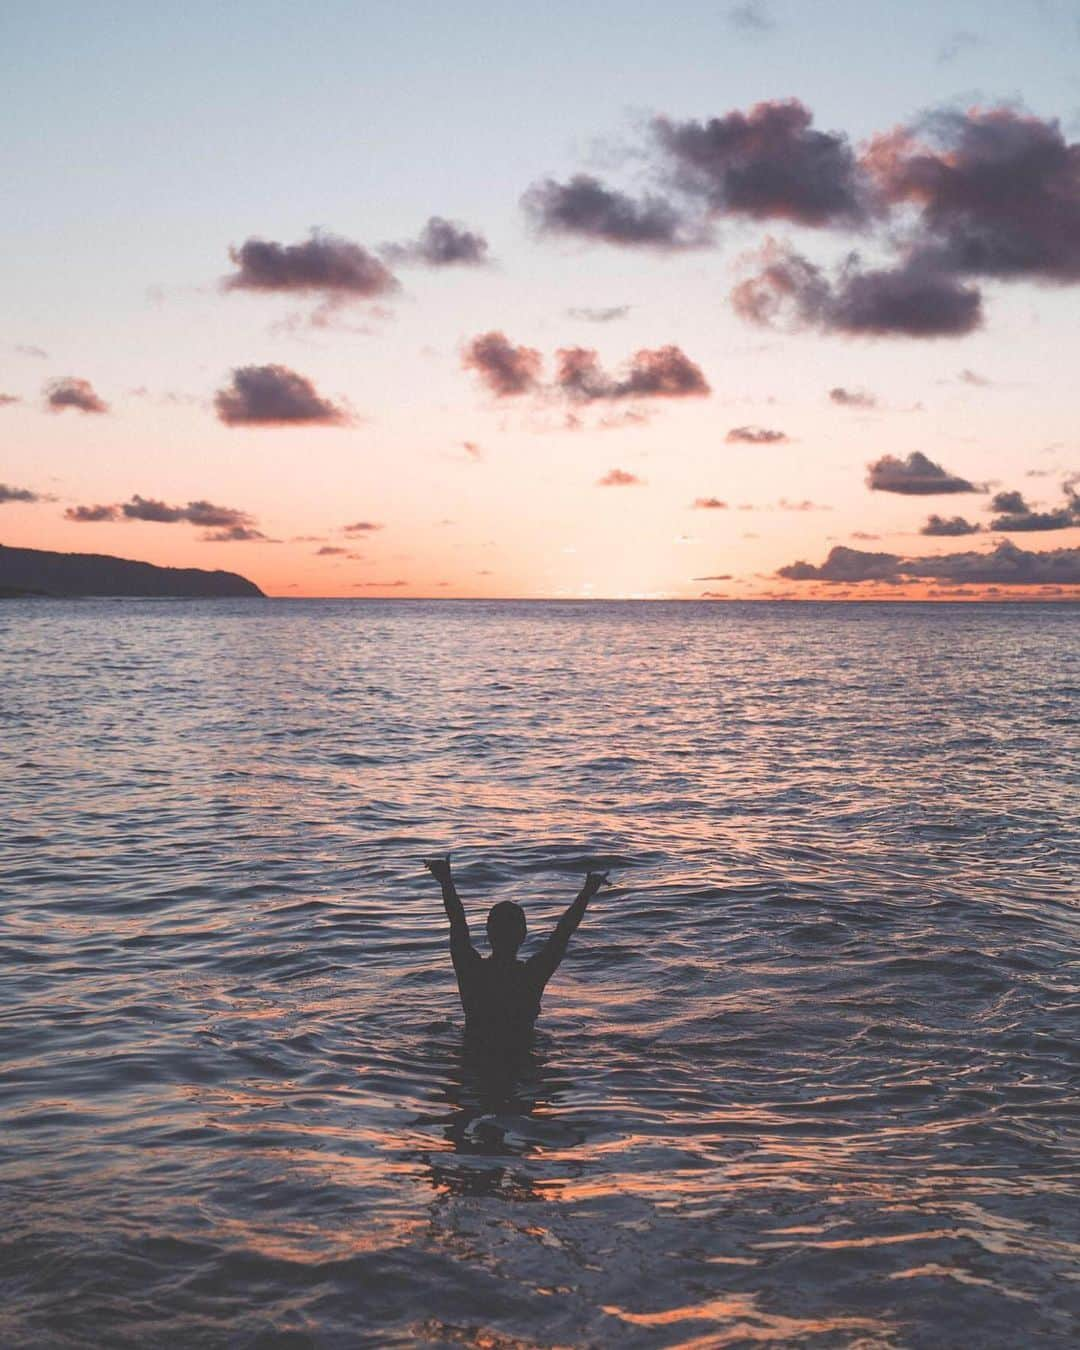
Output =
[
  {"x1": 0, "y1": 483, "x2": 40, "y2": 504},
  {"x1": 903, "y1": 540, "x2": 1080, "y2": 585},
  {"x1": 382, "y1": 216, "x2": 489, "y2": 266},
  {"x1": 121, "y1": 495, "x2": 185, "y2": 523},
  {"x1": 779, "y1": 540, "x2": 1080, "y2": 585},
  {"x1": 225, "y1": 231, "x2": 397, "y2": 297},
  {"x1": 829, "y1": 386, "x2": 877, "y2": 408},
  {"x1": 987, "y1": 484, "x2": 1079, "y2": 532},
  {"x1": 991, "y1": 508, "x2": 1076, "y2": 532},
  {"x1": 779, "y1": 545, "x2": 903, "y2": 582},
  {"x1": 184, "y1": 500, "x2": 253, "y2": 528},
  {"x1": 522, "y1": 173, "x2": 702, "y2": 250},
  {"x1": 555, "y1": 344, "x2": 709, "y2": 401},
  {"x1": 726, "y1": 424, "x2": 787, "y2": 444},
  {"x1": 655, "y1": 99, "x2": 865, "y2": 226},
  {"x1": 214, "y1": 365, "x2": 350, "y2": 426},
  {"x1": 202, "y1": 525, "x2": 267, "y2": 542},
  {"x1": 64, "y1": 503, "x2": 120, "y2": 522},
  {"x1": 734, "y1": 243, "x2": 982, "y2": 338},
  {"x1": 920, "y1": 514, "x2": 981, "y2": 536},
  {"x1": 866, "y1": 107, "x2": 1080, "y2": 283},
  {"x1": 867, "y1": 451, "x2": 979, "y2": 494},
  {"x1": 69, "y1": 494, "x2": 263, "y2": 537},
  {"x1": 462, "y1": 331, "x2": 543, "y2": 397},
  {"x1": 44, "y1": 377, "x2": 109, "y2": 414}
]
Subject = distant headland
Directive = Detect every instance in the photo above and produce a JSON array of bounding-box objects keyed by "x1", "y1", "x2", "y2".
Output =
[{"x1": 0, "y1": 544, "x2": 264, "y2": 598}]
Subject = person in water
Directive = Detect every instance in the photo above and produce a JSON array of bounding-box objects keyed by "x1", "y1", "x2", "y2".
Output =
[{"x1": 424, "y1": 856, "x2": 609, "y2": 1043}]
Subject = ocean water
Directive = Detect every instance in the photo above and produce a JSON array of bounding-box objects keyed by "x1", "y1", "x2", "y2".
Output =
[{"x1": 2, "y1": 598, "x2": 1077, "y2": 1349}]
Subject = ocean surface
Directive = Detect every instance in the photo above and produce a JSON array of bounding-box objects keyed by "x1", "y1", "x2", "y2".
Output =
[{"x1": 2, "y1": 598, "x2": 1078, "y2": 1349}]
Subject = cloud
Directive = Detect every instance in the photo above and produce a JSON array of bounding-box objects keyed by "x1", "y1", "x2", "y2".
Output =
[
  {"x1": 566, "y1": 305, "x2": 630, "y2": 322},
  {"x1": 829, "y1": 386, "x2": 877, "y2": 408},
  {"x1": 851, "y1": 531, "x2": 880, "y2": 540},
  {"x1": 725, "y1": 424, "x2": 788, "y2": 444},
  {"x1": 695, "y1": 573, "x2": 733, "y2": 580},
  {"x1": 991, "y1": 508, "x2": 1076, "y2": 532},
  {"x1": 15, "y1": 344, "x2": 48, "y2": 359},
  {"x1": 121, "y1": 494, "x2": 185, "y2": 523},
  {"x1": 988, "y1": 483, "x2": 1080, "y2": 529},
  {"x1": 865, "y1": 107, "x2": 1080, "y2": 284},
  {"x1": 958, "y1": 368, "x2": 992, "y2": 386},
  {"x1": 921, "y1": 513, "x2": 981, "y2": 535},
  {"x1": 989, "y1": 490, "x2": 1026, "y2": 514},
  {"x1": 184, "y1": 500, "x2": 254, "y2": 528},
  {"x1": 462, "y1": 331, "x2": 543, "y2": 397},
  {"x1": 381, "y1": 216, "x2": 489, "y2": 266},
  {"x1": 866, "y1": 451, "x2": 979, "y2": 494},
  {"x1": 343, "y1": 520, "x2": 384, "y2": 534},
  {"x1": 693, "y1": 497, "x2": 728, "y2": 509},
  {"x1": 202, "y1": 525, "x2": 267, "y2": 542},
  {"x1": 937, "y1": 30, "x2": 980, "y2": 63},
  {"x1": 355, "y1": 579, "x2": 408, "y2": 588},
  {"x1": 0, "y1": 393, "x2": 20, "y2": 407},
  {"x1": 597, "y1": 468, "x2": 643, "y2": 486},
  {"x1": 316, "y1": 545, "x2": 347, "y2": 556},
  {"x1": 44, "y1": 376, "x2": 108, "y2": 414},
  {"x1": 733, "y1": 242, "x2": 982, "y2": 337},
  {"x1": 64, "y1": 503, "x2": 119, "y2": 522},
  {"x1": 727, "y1": 1, "x2": 774, "y2": 33},
  {"x1": 903, "y1": 540, "x2": 1080, "y2": 585},
  {"x1": 462, "y1": 440, "x2": 484, "y2": 461},
  {"x1": 779, "y1": 540, "x2": 1080, "y2": 585},
  {"x1": 555, "y1": 344, "x2": 709, "y2": 400},
  {"x1": 225, "y1": 230, "x2": 398, "y2": 298},
  {"x1": 67, "y1": 495, "x2": 264, "y2": 536},
  {"x1": 522, "y1": 174, "x2": 702, "y2": 250},
  {"x1": 0, "y1": 483, "x2": 40, "y2": 504},
  {"x1": 214, "y1": 364, "x2": 350, "y2": 426},
  {"x1": 655, "y1": 99, "x2": 865, "y2": 226},
  {"x1": 778, "y1": 545, "x2": 903, "y2": 582},
  {"x1": 987, "y1": 484, "x2": 1079, "y2": 532},
  {"x1": 463, "y1": 334, "x2": 710, "y2": 408}
]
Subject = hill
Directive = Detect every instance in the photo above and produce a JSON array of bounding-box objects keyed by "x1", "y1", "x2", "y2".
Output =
[{"x1": 0, "y1": 544, "x2": 265, "y2": 598}]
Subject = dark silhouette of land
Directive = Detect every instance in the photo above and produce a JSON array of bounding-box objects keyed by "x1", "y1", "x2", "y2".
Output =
[
  {"x1": 425, "y1": 857, "x2": 608, "y2": 1047},
  {"x1": 0, "y1": 544, "x2": 264, "y2": 598}
]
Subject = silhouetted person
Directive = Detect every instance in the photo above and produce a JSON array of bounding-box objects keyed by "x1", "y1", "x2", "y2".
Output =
[{"x1": 424, "y1": 857, "x2": 608, "y2": 1047}]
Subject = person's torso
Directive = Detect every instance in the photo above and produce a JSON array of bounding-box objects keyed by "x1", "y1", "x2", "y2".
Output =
[{"x1": 459, "y1": 956, "x2": 543, "y2": 1033}]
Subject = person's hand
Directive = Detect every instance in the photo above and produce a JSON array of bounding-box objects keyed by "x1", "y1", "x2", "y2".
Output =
[
  {"x1": 581, "y1": 870, "x2": 610, "y2": 900},
  {"x1": 424, "y1": 855, "x2": 453, "y2": 884}
]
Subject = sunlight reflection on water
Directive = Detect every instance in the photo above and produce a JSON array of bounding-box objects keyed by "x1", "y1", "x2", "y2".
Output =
[{"x1": 1, "y1": 599, "x2": 1078, "y2": 1347}]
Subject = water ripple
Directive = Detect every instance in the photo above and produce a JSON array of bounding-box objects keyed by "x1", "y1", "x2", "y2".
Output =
[{"x1": 1, "y1": 598, "x2": 1077, "y2": 1347}]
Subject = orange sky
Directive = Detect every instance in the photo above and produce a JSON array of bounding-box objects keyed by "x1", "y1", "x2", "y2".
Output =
[{"x1": 3, "y1": 6, "x2": 1079, "y2": 601}]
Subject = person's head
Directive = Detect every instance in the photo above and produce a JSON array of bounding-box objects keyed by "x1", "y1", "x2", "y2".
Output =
[{"x1": 486, "y1": 900, "x2": 526, "y2": 957}]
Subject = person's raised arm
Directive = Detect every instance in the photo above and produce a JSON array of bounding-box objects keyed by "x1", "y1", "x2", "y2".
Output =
[
  {"x1": 425, "y1": 856, "x2": 472, "y2": 952},
  {"x1": 529, "y1": 870, "x2": 609, "y2": 987}
]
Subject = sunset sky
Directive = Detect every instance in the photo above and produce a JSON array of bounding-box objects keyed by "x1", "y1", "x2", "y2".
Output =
[{"x1": 3, "y1": 0, "x2": 1079, "y2": 599}]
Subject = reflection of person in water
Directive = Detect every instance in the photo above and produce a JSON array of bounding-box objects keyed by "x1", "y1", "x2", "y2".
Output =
[{"x1": 424, "y1": 856, "x2": 609, "y2": 1046}]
